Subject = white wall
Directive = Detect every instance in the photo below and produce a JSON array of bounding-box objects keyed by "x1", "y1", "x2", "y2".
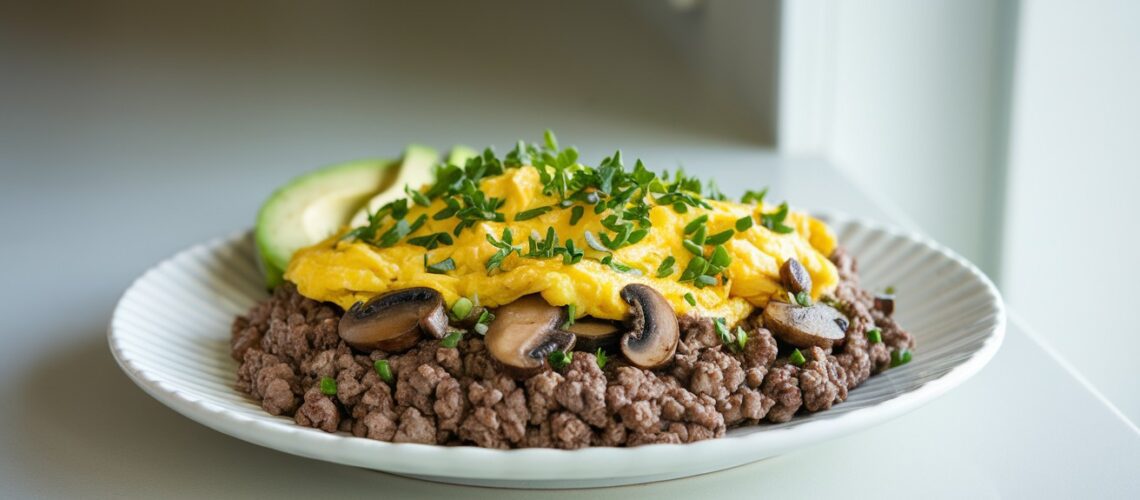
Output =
[
  {"x1": 822, "y1": 0, "x2": 1013, "y2": 275},
  {"x1": 1002, "y1": 0, "x2": 1140, "y2": 422}
]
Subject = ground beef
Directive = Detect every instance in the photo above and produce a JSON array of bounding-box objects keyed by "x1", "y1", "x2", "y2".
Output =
[{"x1": 232, "y1": 245, "x2": 913, "y2": 448}]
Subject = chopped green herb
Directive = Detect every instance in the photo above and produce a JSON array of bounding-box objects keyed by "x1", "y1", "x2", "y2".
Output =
[
  {"x1": 683, "y1": 292, "x2": 697, "y2": 306},
  {"x1": 373, "y1": 359, "x2": 393, "y2": 384},
  {"x1": 885, "y1": 286, "x2": 896, "y2": 295},
  {"x1": 451, "y1": 297, "x2": 474, "y2": 320},
  {"x1": 679, "y1": 256, "x2": 709, "y2": 282},
  {"x1": 319, "y1": 376, "x2": 338, "y2": 396},
  {"x1": 710, "y1": 245, "x2": 732, "y2": 268},
  {"x1": 691, "y1": 225, "x2": 707, "y2": 246},
  {"x1": 741, "y1": 188, "x2": 768, "y2": 205},
  {"x1": 683, "y1": 215, "x2": 708, "y2": 234},
  {"x1": 595, "y1": 348, "x2": 608, "y2": 369},
  {"x1": 760, "y1": 202, "x2": 795, "y2": 234},
  {"x1": 405, "y1": 185, "x2": 431, "y2": 207},
  {"x1": 407, "y1": 232, "x2": 454, "y2": 250},
  {"x1": 735, "y1": 215, "x2": 754, "y2": 231},
  {"x1": 713, "y1": 317, "x2": 732, "y2": 345},
  {"x1": 474, "y1": 309, "x2": 494, "y2": 335},
  {"x1": 440, "y1": 331, "x2": 463, "y2": 348},
  {"x1": 548, "y1": 350, "x2": 572, "y2": 370},
  {"x1": 735, "y1": 327, "x2": 749, "y2": 351},
  {"x1": 514, "y1": 205, "x2": 553, "y2": 221},
  {"x1": 425, "y1": 255, "x2": 456, "y2": 274},
  {"x1": 789, "y1": 349, "x2": 806, "y2": 367},
  {"x1": 564, "y1": 304, "x2": 577, "y2": 328},
  {"x1": 705, "y1": 229, "x2": 734, "y2": 245},
  {"x1": 583, "y1": 230, "x2": 609, "y2": 252},
  {"x1": 683, "y1": 239, "x2": 704, "y2": 256},
  {"x1": 866, "y1": 327, "x2": 883, "y2": 344},
  {"x1": 656, "y1": 256, "x2": 676, "y2": 277},
  {"x1": 627, "y1": 228, "x2": 649, "y2": 244},
  {"x1": 890, "y1": 349, "x2": 912, "y2": 367},
  {"x1": 570, "y1": 205, "x2": 585, "y2": 225},
  {"x1": 795, "y1": 290, "x2": 812, "y2": 307}
]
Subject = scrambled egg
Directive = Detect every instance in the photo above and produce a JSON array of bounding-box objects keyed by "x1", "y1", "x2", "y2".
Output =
[{"x1": 286, "y1": 166, "x2": 838, "y2": 325}]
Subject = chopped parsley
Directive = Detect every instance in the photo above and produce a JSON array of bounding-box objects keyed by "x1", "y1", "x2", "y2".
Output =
[
  {"x1": 548, "y1": 350, "x2": 572, "y2": 370},
  {"x1": 595, "y1": 348, "x2": 608, "y2": 369}
]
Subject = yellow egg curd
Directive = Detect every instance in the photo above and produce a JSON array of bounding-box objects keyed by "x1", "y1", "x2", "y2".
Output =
[{"x1": 286, "y1": 166, "x2": 838, "y2": 325}]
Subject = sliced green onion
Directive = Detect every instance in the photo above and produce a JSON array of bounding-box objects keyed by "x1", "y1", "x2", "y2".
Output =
[
  {"x1": 691, "y1": 226, "x2": 707, "y2": 246},
  {"x1": 683, "y1": 292, "x2": 697, "y2": 306},
  {"x1": 710, "y1": 245, "x2": 732, "y2": 267},
  {"x1": 373, "y1": 359, "x2": 394, "y2": 384},
  {"x1": 564, "y1": 304, "x2": 577, "y2": 328},
  {"x1": 548, "y1": 350, "x2": 572, "y2": 370},
  {"x1": 735, "y1": 327, "x2": 748, "y2": 351},
  {"x1": 570, "y1": 205, "x2": 585, "y2": 225},
  {"x1": 440, "y1": 331, "x2": 463, "y2": 348},
  {"x1": 890, "y1": 349, "x2": 912, "y2": 367},
  {"x1": 735, "y1": 215, "x2": 753, "y2": 231},
  {"x1": 705, "y1": 229, "x2": 734, "y2": 245},
  {"x1": 319, "y1": 376, "x2": 338, "y2": 396},
  {"x1": 514, "y1": 205, "x2": 553, "y2": 221},
  {"x1": 683, "y1": 239, "x2": 704, "y2": 256},
  {"x1": 584, "y1": 230, "x2": 609, "y2": 252},
  {"x1": 451, "y1": 297, "x2": 474, "y2": 320},
  {"x1": 866, "y1": 327, "x2": 883, "y2": 344},
  {"x1": 683, "y1": 215, "x2": 708, "y2": 234},
  {"x1": 425, "y1": 256, "x2": 456, "y2": 274},
  {"x1": 795, "y1": 290, "x2": 812, "y2": 307},
  {"x1": 656, "y1": 256, "x2": 676, "y2": 278},
  {"x1": 595, "y1": 348, "x2": 608, "y2": 370},
  {"x1": 790, "y1": 349, "x2": 806, "y2": 367}
]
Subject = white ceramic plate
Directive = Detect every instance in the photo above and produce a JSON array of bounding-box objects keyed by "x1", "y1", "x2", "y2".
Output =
[{"x1": 108, "y1": 214, "x2": 1005, "y2": 488}]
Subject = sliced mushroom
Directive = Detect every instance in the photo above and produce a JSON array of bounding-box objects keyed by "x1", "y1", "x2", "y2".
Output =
[
  {"x1": 568, "y1": 319, "x2": 623, "y2": 352},
  {"x1": 338, "y1": 287, "x2": 448, "y2": 352},
  {"x1": 485, "y1": 295, "x2": 576, "y2": 377},
  {"x1": 874, "y1": 294, "x2": 895, "y2": 316},
  {"x1": 619, "y1": 284, "x2": 680, "y2": 369},
  {"x1": 762, "y1": 301, "x2": 848, "y2": 349},
  {"x1": 780, "y1": 258, "x2": 812, "y2": 294}
]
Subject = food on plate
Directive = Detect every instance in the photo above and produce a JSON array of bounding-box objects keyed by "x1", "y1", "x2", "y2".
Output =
[{"x1": 232, "y1": 132, "x2": 915, "y2": 448}]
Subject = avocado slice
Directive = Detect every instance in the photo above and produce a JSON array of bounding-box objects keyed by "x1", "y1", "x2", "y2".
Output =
[
  {"x1": 254, "y1": 145, "x2": 439, "y2": 288},
  {"x1": 347, "y1": 145, "x2": 440, "y2": 228}
]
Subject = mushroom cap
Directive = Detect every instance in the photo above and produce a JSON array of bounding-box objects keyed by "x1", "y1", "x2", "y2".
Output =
[
  {"x1": 762, "y1": 301, "x2": 848, "y2": 349},
  {"x1": 567, "y1": 320, "x2": 622, "y2": 352},
  {"x1": 485, "y1": 295, "x2": 576, "y2": 377},
  {"x1": 619, "y1": 284, "x2": 680, "y2": 370},
  {"x1": 780, "y1": 258, "x2": 813, "y2": 295},
  {"x1": 338, "y1": 287, "x2": 447, "y2": 352}
]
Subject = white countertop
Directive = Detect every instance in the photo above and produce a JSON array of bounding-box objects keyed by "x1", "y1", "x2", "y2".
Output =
[{"x1": 2, "y1": 146, "x2": 1137, "y2": 498}]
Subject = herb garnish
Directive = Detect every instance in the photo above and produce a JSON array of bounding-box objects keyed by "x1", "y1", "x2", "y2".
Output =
[
  {"x1": 373, "y1": 359, "x2": 394, "y2": 384},
  {"x1": 760, "y1": 202, "x2": 795, "y2": 234},
  {"x1": 790, "y1": 348, "x2": 807, "y2": 367},
  {"x1": 595, "y1": 348, "x2": 608, "y2": 369},
  {"x1": 424, "y1": 255, "x2": 456, "y2": 274},
  {"x1": 548, "y1": 350, "x2": 572, "y2": 370}
]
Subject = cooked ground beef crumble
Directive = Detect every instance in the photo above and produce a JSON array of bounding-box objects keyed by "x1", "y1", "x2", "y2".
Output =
[{"x1": 230, "y1": 247, "x2": 913, "y2": 448}]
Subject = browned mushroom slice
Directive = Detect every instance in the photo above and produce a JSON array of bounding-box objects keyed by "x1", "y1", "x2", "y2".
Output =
[
  {"x1": 780, "y1": 258, "x2": 813, "y2": 294},
  {"x1": 485, "y1": 295, "x2": 576, "y2": 377},
  {"x1": 762, "y1": 301, "x2": 848, "y2": 349},
  {"x1": 874, "y1": 294, "x2": 895, "y2": 316},
  {"x1": 568, "y1": 319, "x2": 622, "y2": 352},
  {"x1": 338, "y1": 287, "x2": 448, "y2": 352},
  {"x1": 619, "y1": 284, "x2": 680, "y2": 369}
]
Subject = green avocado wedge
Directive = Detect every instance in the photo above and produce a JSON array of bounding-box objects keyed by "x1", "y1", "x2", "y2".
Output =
[{"x1": 254, "y1": 145, "x2": 440, "y2": 288}]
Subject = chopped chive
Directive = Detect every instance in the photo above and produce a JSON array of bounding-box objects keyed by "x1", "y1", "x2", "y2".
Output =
[
  {"x1": 319, "y1": 376, "x2": 337, "y2": 396},
  {"x1": 705, "y1": 229, "x2": 734, "y2": 245},
  {"x1": 890, "y1": 349, "x2": 912, "y2": 367},
  {"x1": 440, "y1": 331, "x2": 463, "y2": 348},
  {"x1": 735, "y1": 327, "x2": 748, "y2": 351},
  {"x1": 584, "y1": 230, "x2": 609, "y2": 252},
  {"x1": 425, "y1": 256, "x2": 456, "y2": 274},
  {"x1": 656, "y1": 256, "x2": 676, "y2": 277},
  {"x1": 679, "y1": 256, "x2": 708, "y2": 281},
  {"x1": 627, "y1": 228, "x2": 649, "y2": 245},
  {"x1": 474, "y1": 309, "x2": 494, "y2": 335},
  {"x1": 451, "y1": 297, "x2": 474, "y2": 320},
  {"x1": 735, "y1": 215, "x2": 753, "y2": 231},
  {"x1": 595, "y1": 348, "x2": 608, "y2": 370},
  {"x1": 710, "y1": 245, "x2": 732, "y2": 267},
  {"x1": 795, "y1": 290, "x2": 812, "y2": 307},
  {"x1": 683, "y1": 215, "x2": 708, "y2": 234},
  {"x1": 696, "y1": 275, "x2": 717, "y2": 286},
  {"x1": 405, "y1": 185, "x2": 431, "y2": 206},
  {"x1": 548, "y1": 350, "x2": 572, "y2": 370},
  {"x1": 866, "y1": 327, "x2": 883, "y2": 344},
  {"x1": 683, "y1": 292, "x2": 697, "y2": 306},
  {"x1": 373, "y1": 359, "x2": 393, "y2": 384},
  {"x1": 570, "y1": 205, "x2": 585, "y2": 225},
  {"x1": 514, "y1": 205, "x2": 553, "y2": 221},
  {"x1": 683, "y1": 239, "x2": 704, "y2": 256},
  {"x1": 564, "y1": 304, "x2": 577, "y2": 328},
  {"x1": 691, "y1": 226, "x2": 707, "y2": 245},
  {"x1": 885, "y1": 286, "x2": 896, "y2": 295},
  {"x1": 790, "y1": 349, "x2": 806, "y2": 367}
]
